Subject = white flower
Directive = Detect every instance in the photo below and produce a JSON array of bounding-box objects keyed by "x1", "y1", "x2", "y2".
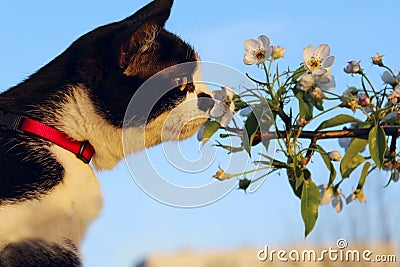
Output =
[
  {"x1": 272, "y1": 45, "x2": 285, "y2": 60},
  {"x1": 210, "y1": 86, "x2": 236, "y2": 127},
  {"x1": 344, "y1": 60, "x2": 361, "y2": 74},
  {"x1": 388, "y1": 85, "x2": 400, "y2": 105},
  {"x1": 244, "y1": 35, "x2": 273, "y2": 66},
  {"x1": 328, "y1": 150, "x2": 341, "y2": 161},
  {"x1": 318, "y1": 184, "x2": 344, "y2": 213},
  {"x1": 303, "y1": 44, "x2": 335, "y2": 76},
  {"x1": 299, "y1": 73, "x2": 336, "y2": 92},
  {"x1": 381, "y1": 71, "x2": 400, "y2": 85}
]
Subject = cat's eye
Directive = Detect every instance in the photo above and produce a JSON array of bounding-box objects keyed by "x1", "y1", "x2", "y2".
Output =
[{"x1": 174, "y1": 76, "x2": 188, "y2": 91}]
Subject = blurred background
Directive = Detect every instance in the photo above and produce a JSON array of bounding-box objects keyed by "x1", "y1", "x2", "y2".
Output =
[{"x1": 0, "y1": 0, "x2": 399, "y2": 266}]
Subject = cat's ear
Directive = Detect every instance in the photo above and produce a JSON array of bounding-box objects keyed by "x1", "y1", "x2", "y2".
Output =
[
  {"x1": 115, "y1": 0, "x2": 174, "y2": 76},
  {"x1": 122, "y1": 0, "x2": 174, "y2": 29}
]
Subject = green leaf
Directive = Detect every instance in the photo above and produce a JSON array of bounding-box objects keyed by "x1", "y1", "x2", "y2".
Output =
[
  {"x1": 358, "y1": 162, "x2": 371, "y2": 189},
  {"x1": 340, "y1": 138, "x2": 368, "y2": 178},
  {"x1": 287, "y1": 155, "x2": 303, "y2": 199},
  {"x1": 243, "y1": 111, "x2": 259, "y2": 156},
  {"x1": 201, "y1": 120, "x2": 221, "y2": 145},
  {"x1": 295, "y1": 168, "x2": 304, "y2": 191},
  {"x1": 316, "y1": 145, "x2": 336, "y2": 185},
  {"x1": 295, "y1": 91, "x2": 313, "y2": 121},
  {"x1": 314, "y1": 99, "x2": 324, "y2": 111},
  {"x1": 316, "y1": 114, "x2": 360, "y2": 131},
  {"x1": 291, "y1": 66, "x2": 306, "y2": 82},
  {"x1": 301, "y1": 179, "x2": 320, "y2": 237},
  {"x1": 369, "y1": 125, "x2": 387, "y2": 169}
]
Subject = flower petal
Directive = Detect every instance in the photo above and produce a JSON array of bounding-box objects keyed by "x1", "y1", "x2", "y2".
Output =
[
  {"x1": 319, "y1": 185, "x2": 333, "y2": 205},
  {"x1": 332, "y1": 196, "x2": 343, "y2": 213},
  {"x1": 222, "y1": 86, "x2": 235, "y2": 99},
  {"x1": 303, "y1": 45, "x2": 314, "y2": 60},
  {"x1": 210, "y1": 104, "x2": 226, "y2": 117},
  {"x1": 338, "y1": 137, "x2": 351, "y2": 150},
  {"x1": 219, "y1": 112, "x2": 233, "y2": 127},
  {"x1": 315, "y1": 44, "x2": 330, "y2": 58},
  {"x1": 323, "y1": 56, "x2": 335, "y2": 68},
  {"x1": 244, "y1": 39, "x2": 258, "y2": 51},
  {"x1": 212, "y1": 90, "x2": 226, "y2": 101},
  {"x1": 312, "y1": 68, "x2": 327, "y2": 76},
  {"x1": 244, "y1": 52, "x2": 256, "y2": 65},
  {"x1": 197, "y1": 123, "x2": 205, "y2": 141},
  {"x1": 318, "y1": 75, "x2": 336, "y2": 90},
  {"x1": 381, "y1": 71, "x2": 395, "y2": 84},
  {"x1": 256, "y1": 57, "x2": 268, "y2": 65},
  {"x1": 258, "y1": 35, "x2": 270, "y2": 49},
  {"x1": 264, "y1": 46, "x2": 273, "y2": 58}
]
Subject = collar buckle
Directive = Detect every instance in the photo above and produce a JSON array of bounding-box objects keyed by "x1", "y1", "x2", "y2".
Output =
[
  {"x1": 0, "y1": 110, "x2": 25, "y2": 133},
  {"x1": 76, "y1": 140, "x2": 94, "y2": 164}
]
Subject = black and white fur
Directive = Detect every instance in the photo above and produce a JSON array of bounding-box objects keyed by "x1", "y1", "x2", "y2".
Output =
[{"x1": 0, "y1": 0, "x2": 214, "y2": 266}]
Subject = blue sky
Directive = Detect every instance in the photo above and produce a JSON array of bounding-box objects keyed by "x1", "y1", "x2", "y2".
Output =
[{"x1": 1, "y1": 1, "x2": 400, "y2": 266}]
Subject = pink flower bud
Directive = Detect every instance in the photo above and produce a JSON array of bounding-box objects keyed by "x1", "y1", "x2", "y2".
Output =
[
  {"x1": 358, "y1": 94, "x2": 370, "y2": 107},
  {"x1": 296, "y1": 118, "x2": 307, "y2": 127}
]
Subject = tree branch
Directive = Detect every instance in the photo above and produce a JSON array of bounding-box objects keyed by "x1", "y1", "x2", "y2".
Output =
[{"x1": 225, "y1": 126, "x2": 400, "y2": 142}]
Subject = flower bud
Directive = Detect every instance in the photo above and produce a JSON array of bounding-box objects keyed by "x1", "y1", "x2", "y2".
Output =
[
  {"x1": 344, "y1": 60, "x2": 361, "y2": 74},
  {"x1": 272, "y1": 46, "x2": 285, "y2": 60},
  {"x1": 371, "y1": 53, "x2": 384, "y2": 66},
  {"x1": 310, "y1": 87, "x2": 324, "y2": 99},
  {"x1": 328, "y1": 150, "x2": 341, "y2": 161},
  {"x1": 358, "y1": 94, "x2": 370, "y2": 107},
  {"x1": 299, "y1": 74, "x2": 315, "y2": 92},
  {"x1": 296, "y1": 118, "x2": 307, "y2": 127}
]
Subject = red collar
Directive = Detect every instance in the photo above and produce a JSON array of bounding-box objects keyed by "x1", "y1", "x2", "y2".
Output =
[{"x1": 0, "y1": 110, "x2": 95, "y2": 164}]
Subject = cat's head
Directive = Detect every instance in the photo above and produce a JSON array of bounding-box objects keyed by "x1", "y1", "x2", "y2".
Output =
[{"x1": 54, "y1": 0, "x2": 214, "y2": 146}]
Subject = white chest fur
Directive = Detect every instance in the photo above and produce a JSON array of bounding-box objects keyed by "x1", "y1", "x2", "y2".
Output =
[{"x1": 0, "y1": 145, "x2": 103, "y2": 250}]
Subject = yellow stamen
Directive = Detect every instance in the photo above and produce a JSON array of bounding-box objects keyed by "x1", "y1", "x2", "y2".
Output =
[{"x1": 307, "y1": 57, "x2": 321, "y2": 70}]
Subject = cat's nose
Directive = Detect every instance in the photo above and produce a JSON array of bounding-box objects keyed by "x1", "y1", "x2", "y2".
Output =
[{"x1": 197, "y1": 92, "x2": 215, "y2": 112}]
